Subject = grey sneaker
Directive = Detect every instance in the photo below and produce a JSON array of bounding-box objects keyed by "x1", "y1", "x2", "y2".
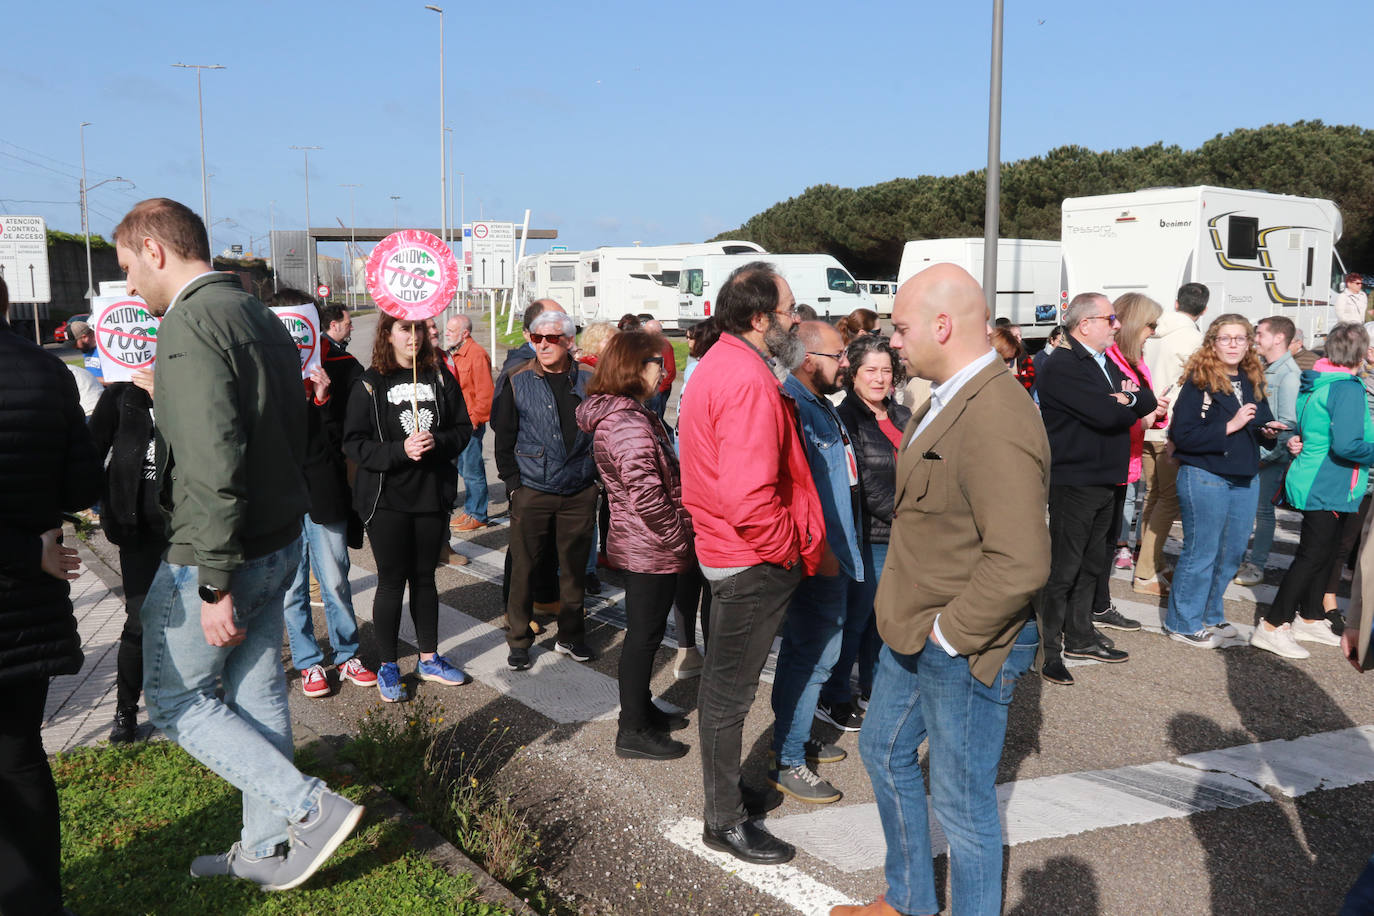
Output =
[
  {"x1": 259, "y1": 791, "x2": 364, "y2": 891},
  {"x1": 769, "y1": 740, "x2": 847, "y2": 766},
  {"x1": 1233, "y1": 562, "x2": 1264, "y2": 587},
  {"x1": 1209, "y1": 621, "x2": 1240, "y2": 640},
  {"x1": 1092, "y1": 604, "x2": 1141, "y2": 631},
  {"x1": 770, "y1": 764, "x2": 842, "y2": 804},
  {"x1": 190, "y1": 841, "x2": 287, "y2": 883}
]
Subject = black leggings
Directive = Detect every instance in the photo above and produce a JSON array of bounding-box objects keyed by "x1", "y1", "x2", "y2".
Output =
[
  {"x1": 1268, "y1": 509, "x2": 1347, "y2": 627},
  {"x1": 369, "y1": 509, "x2": 447, "y2": 663},
  {"x1": 0, "y1": 680, "x2": 62, "y2": 915},
  {"x1": 620, "y1": 571, "x2": 678, "y2": 731},
  {"x1": 671, "y1": 561, "x2": 712, "y2": 650},
  {"x1": 116, "y1": 538, "x2": 165, "y2": 712}
]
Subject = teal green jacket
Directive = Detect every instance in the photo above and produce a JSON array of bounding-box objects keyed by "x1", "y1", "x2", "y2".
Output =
[
  {"x1": 1283, "y1": 363, "x2": 1374, "y2": 512},
  {"x1": 154, "y1": 273, "x2": 310, "y2": 589}
]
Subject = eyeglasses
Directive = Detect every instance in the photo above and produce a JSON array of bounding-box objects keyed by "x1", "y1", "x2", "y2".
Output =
[
  {"x1": 528, "y1": 333, "x2": 567, "y2": 344},
  {"x1": 1082, "y1": 314, "x2": 1118, "y2": 324},
  {"x1": 776, "y1": 307, "x2": 800, "y2": 318},
  {"x1": 807, "y1": 350, "x2": 844, "y2": 362},
  {"x1": 1215, "y1": 336, "x2": 1250, "y2": 346},
  {"x1": 643, "y1": 356, "x2": 664, "y2": 366}
]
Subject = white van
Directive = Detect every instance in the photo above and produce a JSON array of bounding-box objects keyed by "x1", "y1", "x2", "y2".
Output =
[
  {"x1": 578, "y1": 241, "x2": 765, "y2": 329},
  {"x1": 515, "y1": 250, "x2": 581, "y2": 318},
  {"x1": 897, "y1": 238, "x2": 1062, "y2": 340},
  {"x1": 678, "y1": 253, "x2": 876, "y2": 327},
  {"x1": 1060, "y1": 186, "x2": 1345, "y2": 341},
  {"x1": 856, "y1": 280, "x2": 897, "y2": 317}
]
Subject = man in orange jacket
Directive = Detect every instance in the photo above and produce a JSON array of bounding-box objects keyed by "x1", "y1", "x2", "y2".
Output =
[{"x1": 445, "y1": 314, "x2": 495, "y2": 530}]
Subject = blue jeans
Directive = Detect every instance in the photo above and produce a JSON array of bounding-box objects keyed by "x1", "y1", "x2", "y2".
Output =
[
  {"x1": 457, "y1": 423, "x2": 489, "y2": 522},
  {"x1": 141, "y1": 540, "x2": 325, "y2": 858},
  {"x1": 770, "y1": 571, "x2": 852, "y2": 767},
  {"x1": 859, "y1": 620, "x2": 1038, "y2": 916},
  {"x1": 1166, "y1": 465, "x2": 1257, "y2": 635},
  {"x1": 282, "y1": 518, "x2": 359, "y2": 670},
  {"x1": 821, "y1": 541, "x2": 886, "y2": 705},
  {"x1": 1245, "y1": 461, "x2": 1285, "y2": 569},
  {"x1": 1118, "y1": 477, "x2": 1143, "y2": 546}
]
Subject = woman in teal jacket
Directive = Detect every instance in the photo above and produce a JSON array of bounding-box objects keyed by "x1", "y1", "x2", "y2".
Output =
[{"x1": 1255, "y1": 322, "x2": 1374, "y2": 660}]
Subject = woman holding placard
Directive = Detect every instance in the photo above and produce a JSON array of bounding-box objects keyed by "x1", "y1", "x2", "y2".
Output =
[{"x1": 343, "y1": 313, "x2": 473, "y2": 702}]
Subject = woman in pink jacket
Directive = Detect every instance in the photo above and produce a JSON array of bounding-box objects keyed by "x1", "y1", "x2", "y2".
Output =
[{"x1": 576, "y1": 330, "x2": 695, "y2": 761}]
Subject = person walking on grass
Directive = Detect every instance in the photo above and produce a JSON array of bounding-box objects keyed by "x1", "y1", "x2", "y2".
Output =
[
  {"x1": 116, "y1": 198, "x2": 363, "y2": 890},
  {"x1": 343, "y1": 312, "x2": 473, "y2": 701}
]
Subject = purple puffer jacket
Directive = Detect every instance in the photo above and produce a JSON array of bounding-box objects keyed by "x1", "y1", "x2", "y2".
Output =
[{"x1": 575, "y1": 394, "x2": 693, "y2": 574}]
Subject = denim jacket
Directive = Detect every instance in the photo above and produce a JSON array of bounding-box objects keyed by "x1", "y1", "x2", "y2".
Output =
[{"x1": 782, "y1": 374, "x2": 863, "y2": 581}]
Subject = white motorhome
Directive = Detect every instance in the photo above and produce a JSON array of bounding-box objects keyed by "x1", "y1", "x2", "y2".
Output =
[
  {"x1": 578, "y1": 241, "x2": 765, "y2": 329},
  {"x1": 856, "y1": 280, "x2": 897, "y2": 317},
  {"x1": 678, "y1": 253, "x2": 876, "y2": 327},
  {"x1": 1060, "y1": 186, "x2": 1345, "y2": 341},
  {"x1": 897, "y1": 238, "x2": 1063, "y2": 340},
  {"x1": 515, "y1": 250, "x2": 581, "y2": 317}
]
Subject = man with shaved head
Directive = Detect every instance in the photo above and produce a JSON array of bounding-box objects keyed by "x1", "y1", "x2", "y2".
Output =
[
  {"x1": 768, "y1": 320, "x2": 862, "y2": 805},
  {"x1": 833, "y1": 265, "x2": 1051, "y2": 916}
]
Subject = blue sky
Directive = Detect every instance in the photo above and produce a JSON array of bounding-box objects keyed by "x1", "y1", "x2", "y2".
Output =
[{"x1": 4, "y1": 0, "x2": 1372, "y2": 265}]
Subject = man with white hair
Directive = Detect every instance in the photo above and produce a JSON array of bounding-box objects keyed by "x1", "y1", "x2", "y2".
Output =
[{"x1": 491, "y1": 309, "x2": 599, "y2": 671}]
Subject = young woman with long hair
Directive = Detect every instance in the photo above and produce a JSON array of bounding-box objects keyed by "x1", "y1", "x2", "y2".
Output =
[
  {"x1": 575, "y1": 330, "x2": 695, "y2": 760},
  {"x1": 1165, "y1": 314, "x2": 1280, "y2": 647},
  {"x1": 343, "y1": 313, "x2": 473, "y2": 701}
]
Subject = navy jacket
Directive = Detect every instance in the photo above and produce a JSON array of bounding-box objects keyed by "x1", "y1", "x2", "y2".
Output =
[
  {"x1": 1169, "y1": 374, "x2": 1274, "y2": 479},
  {"x1": 492, "y1": 358, "x2": 596, "y2": 495}
]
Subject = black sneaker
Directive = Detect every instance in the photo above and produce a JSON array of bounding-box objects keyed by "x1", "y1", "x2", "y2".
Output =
[
  {"x1": 1092, "y1": 604, "x2": 1141, "y2": 631},
  {"x1": 615, "y1": 727, "x2": 688, "y2": 760},
  {"x1": 585, "y1": 573, "x2": 603, "y2": 595},
  {"x1": 110, "y1": 707, "x2": 139, "y2": 745},
  {"x1": 771, "y1": 741, "x2": 846, "y2": 765},
  {"x1": 770, "y1": 764, "x2": 842, "y2": 804},
  {"x1": 554, "y1": 640, "x2": 595, "y2": 662},
  {"x1": 814, "y1": 700, "x2": 864, "y2": 732},
  {"x1": 648, "y1": 705, "x2": 690, "y2": 732},
  {"x1": 507, "y1": 647, "x2": 532, "y2": 671}
]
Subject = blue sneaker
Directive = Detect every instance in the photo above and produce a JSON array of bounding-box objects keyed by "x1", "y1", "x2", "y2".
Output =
[
  {"x1": 376, "y1": 662, "x2": 404, "y2": 702},
  {"x1": 417, "y1": 655, "x2": 470, "y2": 686}
]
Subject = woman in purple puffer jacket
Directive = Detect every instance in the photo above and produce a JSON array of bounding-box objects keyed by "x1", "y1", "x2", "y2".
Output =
[{"x1": 576, "y1": 330, "x2": 695, "y2": 762}]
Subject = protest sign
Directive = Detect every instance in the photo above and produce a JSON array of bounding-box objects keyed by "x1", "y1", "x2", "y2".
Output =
[
  {"x1": 270, "y1": 303, "x2": 322, "y2": 378},
  {"x1": 365, "y1": 230, "x2": 458, "y2": 321},
  {"x1": 93, "y1": 296, "x2": 159, "y2": 383}
]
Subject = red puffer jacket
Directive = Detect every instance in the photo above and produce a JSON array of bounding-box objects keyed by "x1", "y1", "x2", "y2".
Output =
[{"x1": 576, "y1": 394, "x2": 693, "y2": 574}]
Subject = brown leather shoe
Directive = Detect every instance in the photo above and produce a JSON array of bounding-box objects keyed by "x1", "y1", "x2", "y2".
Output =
[
  {"x1": 437, "y1": 543, "x2": 469, "y2": 567},
  {"x1": 831, "y1": 895, "x2": 909, "y2": 916},
  {"x1": 451, "y1": 513, "x2": 485, "y2": 532}
]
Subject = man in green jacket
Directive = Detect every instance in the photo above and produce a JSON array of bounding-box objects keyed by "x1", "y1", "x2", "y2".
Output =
[{"x1": 115, "y1": 198, "x2": 363, "y2": 891}]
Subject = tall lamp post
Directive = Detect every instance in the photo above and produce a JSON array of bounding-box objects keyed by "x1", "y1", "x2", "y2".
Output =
[
  {"x1": 78, "y1": 122, "x2": 133, "y2": 300},
  {"x1": 171, "y1": 62, "x2": 225, "y2": 246},
  {"x1": 390, "y1": 195, "x2": 401, "y2": 229},
  {"x1": 289, "y1": 145, "x2": 322, "y2": 288},
  {"x1": 425, "y1": 6, "x2": 447, "y2": 276},
  {"x1": 981, "y1": 0, "x2": 1004, "y2": 316},
  {"x1": 340, "y1": 183, "x2": 360, "y2": 309}
]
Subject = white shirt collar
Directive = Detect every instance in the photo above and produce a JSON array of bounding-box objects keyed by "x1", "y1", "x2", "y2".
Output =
[
  {"x1": 164, "y1": 270, "x2": 220, "y2": 314},
  {"x1": 909, "y1": 349, "x2": 998, "y2": 447}
]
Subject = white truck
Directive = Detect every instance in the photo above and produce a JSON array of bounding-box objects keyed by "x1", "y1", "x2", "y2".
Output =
[
  {"x1": 897, "y1": 238, "x2": 1063, "y2": 340},
  {"x1": 678, "y1": 253, "x2": 877, "y2": 327},
  {"x1": 856, "y1": 279, "x2": 897, "y2": 317},
  {"x1": 515, "y1": 250, "x2": 581, "y2": 318},
  {"x1": 1060, "y1": 186, "x2": 1345, "y2": 341},
  {"x1": 578, "y1": 241, "x2": 766, "y2": 330}
]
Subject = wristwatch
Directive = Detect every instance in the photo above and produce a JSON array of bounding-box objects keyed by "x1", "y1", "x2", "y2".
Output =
[{"x1": 198, "y1": 585, "x2": 227, "y2": 604}]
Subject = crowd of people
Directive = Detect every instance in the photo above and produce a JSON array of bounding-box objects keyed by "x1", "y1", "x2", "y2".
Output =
[{"x1": 5, "y1": 195, "x2": 1374, "y2": 915}]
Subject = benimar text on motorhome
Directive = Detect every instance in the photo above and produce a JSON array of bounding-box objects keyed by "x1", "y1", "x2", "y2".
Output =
[
  {"x1": 577, "y1": 241, "x2": 766, "y2": 330},
  {"x1": 1060, "y1": 186, "x2": 1347, "y2": 341},
  {"x1": 678, "y1": 253, "x2": 876, "y2": 327},
  {"x1": 896, "y1": 238, "x2": 1062, "y2": 341}
]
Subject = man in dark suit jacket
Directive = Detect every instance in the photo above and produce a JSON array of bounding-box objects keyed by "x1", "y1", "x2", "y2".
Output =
[
  {"x1": 1035, "y1": 292, "x2": 1158, "y2": 686},
  {"x1": 832, "y1": 265, "x2": 1051, "y2": 916}
]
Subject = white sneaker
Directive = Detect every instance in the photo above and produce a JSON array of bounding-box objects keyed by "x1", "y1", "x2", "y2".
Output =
[
  {"x1": 673, "y1": 646, "x2": 704, "y2": 680},
  {"x1": 1209, "y1": 621, "x2": 1240, "y2": 640},
  {"x1": 1291, "y1": 616, "x2": 1342, "y2": 646},
  {"x1": 1233, "y1": 562, "x2": 1264, "y2": 587},
  {"x1": 1250, "y1": 623, "x2": 1311, "y2": 659},
  {"x1": 1168, "y1": 628, "x2": 1221, "y2": 649}
]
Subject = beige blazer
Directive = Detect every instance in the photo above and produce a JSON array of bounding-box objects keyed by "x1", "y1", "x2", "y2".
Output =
[{"x1": 875, "y1": 359, "x2": 1052, "y2": 686}]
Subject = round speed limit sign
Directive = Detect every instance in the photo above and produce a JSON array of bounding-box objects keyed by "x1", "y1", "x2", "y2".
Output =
[
  {"x1": 316, "y1": 284, "x2": 331, "y2": 299},
  {"x1": 364, "y1": 230, "x2": 459, "y2": 321}
]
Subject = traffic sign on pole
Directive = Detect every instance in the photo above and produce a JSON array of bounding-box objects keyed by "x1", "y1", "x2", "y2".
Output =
[
  {"x1": 0, "y1": 216, "x2": 51, "y2": 303},
  {"x1": 316, "y1": 284, "x2": 331, "y2": 299},
  {"x1": 468, "y1": 221, "x2": 515, "y2": 290}
]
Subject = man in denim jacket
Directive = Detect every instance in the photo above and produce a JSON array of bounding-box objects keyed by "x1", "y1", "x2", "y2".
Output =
[{"x1": 770, "y1": 321, "x2": 864, "y2": 805}]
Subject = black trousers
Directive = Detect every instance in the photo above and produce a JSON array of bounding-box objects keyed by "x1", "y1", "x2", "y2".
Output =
[
  {"x1": 0, "y1": 679, "x2": 62, "y2": 915},
  {"x1": 1041, "y1": 484, "x2": 1117, "y2": 659},
  {"x1": 619, "y1": 571, "x2": 679, "y2": 731},
  {"x1": 369, "y1": 509, "x2": 448, "y2": 662},
  {"x1": 671, "y1": 561, "x2": 712, "y2": 650},
  {"x1": 1325, "y1": 495, "x2": 1372, "y2": 594},
  {"x1": 1268, "y1": 509, "x2": 1347, "y2": 627},
  {"x1": 505, "y1": 485, "x2": 598, "y2": 649},
  {"x1": 699, "y1": 562, "x2": 802, "y2": 830},
  {"x1": 116, "y1": 538, "x2": 165, "y2": 711},
  {"x1": 1093, "y1": 484, "x2": 1129, "y2": 613}
]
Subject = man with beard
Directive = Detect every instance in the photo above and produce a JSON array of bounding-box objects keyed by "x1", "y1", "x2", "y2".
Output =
[
  {"x1": 769, "y1": 321, "x2": 863, "y2": 805},
  {"x1": 678, "y1": 262, "x2": 825, "y2": 865}
]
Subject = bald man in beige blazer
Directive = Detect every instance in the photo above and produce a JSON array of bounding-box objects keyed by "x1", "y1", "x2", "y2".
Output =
[{"x1": 833, "y1": 265, "x2": 1051, "y2": 916}]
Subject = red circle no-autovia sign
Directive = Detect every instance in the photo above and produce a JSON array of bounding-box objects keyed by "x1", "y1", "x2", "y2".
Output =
[
  {"x1": 364, "y1": 230, "x2": 458, "y2": 321},
  {"x1": 472, "y1": 223, "x2": 489, "y2": 239},
  {"x1": 94, "y1": 299, "x2": 159, "y2": 370},
  {"x1": 316, "y1": 284, "x2": 330, "y2": 299}
]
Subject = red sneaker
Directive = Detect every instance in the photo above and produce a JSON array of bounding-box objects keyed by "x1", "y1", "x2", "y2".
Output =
[
  {"x1": 338, "y1": 656, "x2": 377, "y2": 687},
  {"x1": 299, "y1": 664, "x2": 330, "y2": 698}
]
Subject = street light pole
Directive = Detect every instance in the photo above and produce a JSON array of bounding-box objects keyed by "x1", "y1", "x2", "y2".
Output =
[
  {"x1": 172, "y1": 63, "x2": 225, "y2": 253},
  {"x1": 80, "y1": 122, "x2": 93, "y2": 300},
  {"x1": 390, "y1": 195, "x2": 401, "y2": 229},
  {"x1": 425, "y1": 6, "x2": 446, "y2": 268},
  {"x1": 289, "y1": 145, "x2": 322, "y2": 289},
  {"x1": 341, "y1": 183, "x2": 360, "y2": 310},
  {"x1": 269, "y1": 199, "x2": 278, "y2": 291},
  {"x1": 982, "y1": 0, "x2": 1004, "y2": 317}
]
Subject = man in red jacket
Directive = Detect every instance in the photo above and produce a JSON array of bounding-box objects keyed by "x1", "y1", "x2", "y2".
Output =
[
  {"x1": 678, "y1": 261, "x2": 825, "y2": 866},
  {"x1": 445, "y1": 314, "x2": 495, "y2": 530}
]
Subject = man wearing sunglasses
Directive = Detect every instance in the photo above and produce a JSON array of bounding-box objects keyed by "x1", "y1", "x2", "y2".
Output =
[
  {"x1": 492, "y1": 309, "x2": 599, "y2": 671},
  {"x1": 1035, "y1": 292, "x2": 1158, "y2": 686}
]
